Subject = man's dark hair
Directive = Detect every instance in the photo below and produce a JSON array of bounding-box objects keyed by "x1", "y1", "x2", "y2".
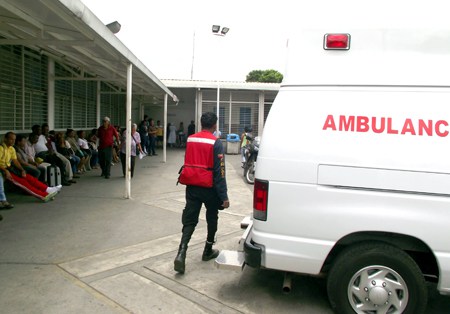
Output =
[
  {"x1": 31, "y1": 124, "x2": 40, "y2": 133},
  {"x1": 15, "y1": 134, "x2": 25, "y2": 145},
  {"x1": 4, "y1": 131, "x2": 14, "y2": 139},
  {"x1": 29, "y1": 133, "x2": 38, "y2": 142},
  {"x1": 201, "y1": 112, "x2": 217, "y2": 129}
]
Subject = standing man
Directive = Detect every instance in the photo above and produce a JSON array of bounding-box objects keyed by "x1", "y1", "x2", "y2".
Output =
[
  {"x1": 97, "y1": 117, "x2": 120, "y2": 179},
  {"x1": 174, "y1": 112, "x2": 230, "y2": 274},
  {"x1": 187, "y1": 120, "x2": 196, "y2": 138},
  {"x1": 148, "y1": 119, "x2": 157, "y2": 156},
  {"x1": 139, "y1": 115, "x2": 149, "y2": 154},
  {"x1": 156, "y1": 120, "x2": 164, "y2": 148}
]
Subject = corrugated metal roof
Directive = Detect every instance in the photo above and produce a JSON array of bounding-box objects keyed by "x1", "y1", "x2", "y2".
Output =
[{"x1": 0, "y1": 0, "x2": 176, "y2": 103}]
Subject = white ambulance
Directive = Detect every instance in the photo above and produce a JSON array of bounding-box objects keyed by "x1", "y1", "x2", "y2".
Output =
[{"x1": 217, "y1": 2, "x2": 450, "y2": 313}]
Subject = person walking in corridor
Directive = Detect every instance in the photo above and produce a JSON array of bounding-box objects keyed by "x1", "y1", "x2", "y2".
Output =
[
  {"x1": 174, "y1": 112, "x2": 230, "y2": 274},
  {"x1": 97, "y1": 117, "x2": 120, "y2": 179}
]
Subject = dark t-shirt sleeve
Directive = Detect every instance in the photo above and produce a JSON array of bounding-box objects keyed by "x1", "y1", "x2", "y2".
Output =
[{"x1": 213, "y1": 139, "x2": 228, "y2": 201}]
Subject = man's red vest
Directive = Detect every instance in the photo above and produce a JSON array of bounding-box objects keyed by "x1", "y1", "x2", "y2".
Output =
[{"x1": 178, "y1": 131, "x2": 216, "y2": 188}]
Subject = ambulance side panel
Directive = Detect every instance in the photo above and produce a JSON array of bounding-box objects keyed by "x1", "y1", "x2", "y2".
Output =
[{"x1": 254, "y1": 86, "x2": 450, "y2": 292}]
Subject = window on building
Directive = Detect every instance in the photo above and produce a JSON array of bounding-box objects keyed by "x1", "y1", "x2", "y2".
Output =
[
  {"x1": 219, "y1": 107, "x2": 226, "y2": 132},
  {"x1": 240, "y1": 107, "x2": 251, "y2": 130}
]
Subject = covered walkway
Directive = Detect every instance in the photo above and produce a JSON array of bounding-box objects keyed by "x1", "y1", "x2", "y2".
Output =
[{"x1": 0, "y1": 0, "x2": 176, "y2": 133}]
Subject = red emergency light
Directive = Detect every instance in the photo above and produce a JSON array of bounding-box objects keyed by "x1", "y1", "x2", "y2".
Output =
[
  {"x1": 324, "y1": 33, "x2": 350, "y2": 50},
  {"x1": 254, "y1": 179, "x2": 269, "y2": 221}
]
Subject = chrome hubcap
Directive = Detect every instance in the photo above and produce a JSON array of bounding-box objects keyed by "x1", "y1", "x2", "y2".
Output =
[{"x1": 348, "y1": 265, "x2": 408, "y2": 313}]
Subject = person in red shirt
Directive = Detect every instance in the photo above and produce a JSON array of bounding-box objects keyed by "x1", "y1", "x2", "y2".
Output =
[{"x1": 97, "y1": 117, "x2": 120, "y2": 179}]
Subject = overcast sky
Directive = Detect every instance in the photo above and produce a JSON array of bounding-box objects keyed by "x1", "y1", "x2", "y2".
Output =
[
  {"x1": 83, "y1": 0, "x2": 290, "y2": 82},
  {"x1": 83, "y1": 0, "x2": 448, "y2": 82}
]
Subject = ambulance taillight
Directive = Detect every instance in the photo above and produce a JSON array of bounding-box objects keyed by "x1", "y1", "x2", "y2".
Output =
[{"x1": 254, "y1": 179, "x2": 269, "y2": 221}]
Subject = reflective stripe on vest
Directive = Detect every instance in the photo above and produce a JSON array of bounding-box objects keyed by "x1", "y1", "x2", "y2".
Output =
[{"x1": 187, "y1": 137, "x2": 216, "y2": 145}]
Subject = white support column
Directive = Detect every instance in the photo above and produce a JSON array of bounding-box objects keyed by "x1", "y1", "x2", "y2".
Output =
[
  {"x1": 197, "y1": 89, "x2": 202, "y2": 132},
  {"x1": 71, "y1": 80, "x2": 74, "y2": 127},
  {"x1": 216, "y1": 81, "x2": 220, "y2": 132},
  {"x1": 194, "y1": 88, "x2": 198, "y2": 133},
  {"x1": 96, "y1": 81, "x2": 101, "y2": 126},
  {"x1": 228, "y1": 91, "x2": 232, "y2": 134},
  {"x1": 258, "y1": 91, "x2": 265, "y2": 136},
  {"x1": 163, "y1": 93, "x2": 168, "y2": 163},
  {"x1": 125, "y1": 63, "x2": 133, "y2": 199},
  {"x1": 47, "y1": 58, "x2": 55, "y2": 130},
  {"x1": 21, "y1": 47, "x2": 25, "y2": 129}
]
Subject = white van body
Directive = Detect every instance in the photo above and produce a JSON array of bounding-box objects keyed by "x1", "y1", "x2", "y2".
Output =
[{"x1": 220, "y1": 2, "x2": 450, "y2": 313}]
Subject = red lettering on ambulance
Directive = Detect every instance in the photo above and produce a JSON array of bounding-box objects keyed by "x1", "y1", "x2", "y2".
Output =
[
  {"x1": 387, "y1": 118, "x2": 399, "y2": 134},
  {"x1": 323, "y1": 115, "x2": 336, "y2": 130},
  {"x1": 418, "y1": 120, "x2": 433, "y2": 136},
  {"x1": 435, "y1": 120, "x2": 449, "y2": 137},
  {"x1": 357, "y1": 116, "x2": 369, "y2": 132},
  {"x1": 323, "y1": 115, "x2": 448, "y2": 137},
  {"x1": 339, "y1": 115, "x2": 355, "y2": 131},
  {"x1": 401, "y1": 119, "x2": 416, "y2": 135},
  {"x1": 372, "y1": 117, "x2": 386, "y2": 133}
]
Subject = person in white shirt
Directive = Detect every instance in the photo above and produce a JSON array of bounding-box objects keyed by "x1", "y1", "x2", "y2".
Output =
[
  {"x1": 31, "y1": 124, "x2": 76, "y2": 186},
  {"x1": 77, "y1": 130, "x2": 93, "y2": 171}
]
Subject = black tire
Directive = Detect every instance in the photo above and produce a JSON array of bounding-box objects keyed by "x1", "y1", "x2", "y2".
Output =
[
  {"x1": 244, "y1": 160, "x2": 255, "y2": 184},
  {"x1": 327, "y1": 242, "x2": 427, "y2": 314}
]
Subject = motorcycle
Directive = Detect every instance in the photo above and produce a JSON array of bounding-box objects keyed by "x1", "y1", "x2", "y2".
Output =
[{"x1": 243, "y1": 135, "x2": 260, "y2": 185}]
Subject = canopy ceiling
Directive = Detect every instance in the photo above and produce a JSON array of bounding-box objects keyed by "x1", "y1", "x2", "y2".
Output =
[{"x1": 0, "y1": 0, "x2": 176, "y2": 103}]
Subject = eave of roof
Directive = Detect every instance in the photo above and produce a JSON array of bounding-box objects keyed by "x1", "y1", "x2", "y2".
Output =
[
  {"x1": 162, "y1": 79, "x2": 280, "y2": 91},
  {"x1": 0, "y1": 0, "x2": 176, "y2": 102}
]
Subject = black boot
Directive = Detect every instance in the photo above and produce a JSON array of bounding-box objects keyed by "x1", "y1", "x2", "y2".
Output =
[
  {"x1": 202, "y1": 241, "x2": 219, "y2": 261},
  {"x1": 174, "y1": 244, "x2": 188, "y2": 273}
]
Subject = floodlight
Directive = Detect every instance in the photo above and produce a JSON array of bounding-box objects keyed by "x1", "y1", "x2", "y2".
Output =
[
  {"x1": 212, "y1": 25, "x2": 220, "y2": 33},
  {"x1": 106, "y1": 21, "x2": 121, "y2": 34}
]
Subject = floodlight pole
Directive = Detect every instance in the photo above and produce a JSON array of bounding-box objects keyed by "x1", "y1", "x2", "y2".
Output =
[
  {"x1": 212, "y1": 25, "x2": 229, "y2": 136},
  {"x1": 216, "y1": 80, "x2": 220, "y2": 132},
  {"x1": 190, "y1": 31, "x2": 195, "y2": 80}
]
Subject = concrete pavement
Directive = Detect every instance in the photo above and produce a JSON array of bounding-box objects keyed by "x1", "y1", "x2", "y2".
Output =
[
  {"x1": 1, "y1": 149, "x2": 449, "y2": 313},
  {"x1": 0, "y1": 148, "x2": 256, "y2": 313}
]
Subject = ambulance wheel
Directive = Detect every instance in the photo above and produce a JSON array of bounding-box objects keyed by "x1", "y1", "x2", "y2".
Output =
[{"x1": 327, "y1": 242, "x2": 427, "y2": 314}]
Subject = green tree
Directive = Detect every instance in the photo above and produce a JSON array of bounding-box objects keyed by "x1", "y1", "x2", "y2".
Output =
[{"x1": 246, "y1": 69, "x2": 283, "y2": 83}]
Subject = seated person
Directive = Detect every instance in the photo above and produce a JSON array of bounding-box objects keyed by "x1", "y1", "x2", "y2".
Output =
[
  {"x1": 14, "y1": 134, "x2": 41, "y2": 179},
  {"x1": 77, "y1": 130, "x2": 93, "y2": 171},
  {"x1": 87, "y1": 129, "x2": 99, "y2": 169},
  {"x1": 24, "y1": 133, "x2": 52, "y2": 182},
  {"x1": 66, "y1": 129, "x2": 87, "y2": 173},
  {"x1": 31, "y1": 124, "x2": 75, "y2": 185},
  {"x1": 0, "y1": 173, "x2": 14, "y2": 211},
  {"x1": 55, "y1": 132, "x2": 80, "y2": 177},
  {"x1": 0, "y1": 132, "x2": 60, "y2": 202}
]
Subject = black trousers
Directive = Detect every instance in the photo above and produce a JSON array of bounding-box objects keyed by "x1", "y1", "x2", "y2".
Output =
[
  {"x1": 98, "y1": 146, "x2": 112, "y2": 176},
  {"x1": 120, "y1": 152, "x2": 136, "y2": 177},
  {"x1": 181, "y1": 185, "x2": 222, "y2": 244}
]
